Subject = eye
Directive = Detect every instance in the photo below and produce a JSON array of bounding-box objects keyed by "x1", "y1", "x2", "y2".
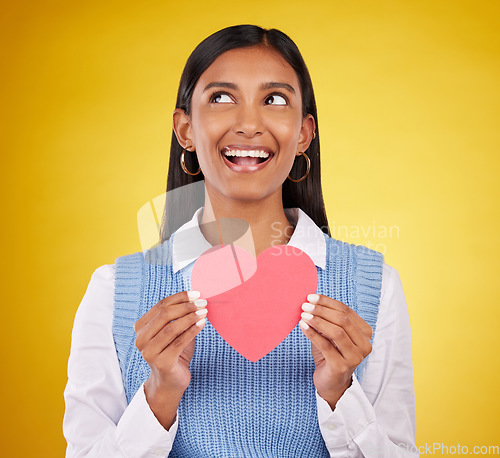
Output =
[
  {"x1": 210, "y1": 92, "x2": 233, "y2": 104},
  {"x1": 265, "y1": 94, "x2": 288, "y2": 106}
]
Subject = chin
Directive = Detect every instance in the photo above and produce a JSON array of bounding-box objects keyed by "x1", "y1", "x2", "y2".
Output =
[{"x1": 218, "y1": 185, "x2": 274, "y2": 204}]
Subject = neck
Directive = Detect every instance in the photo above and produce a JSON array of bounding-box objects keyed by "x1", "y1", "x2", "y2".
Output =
[{"x1": 200, "y1": 185, "x2": 295, "y2": 257}]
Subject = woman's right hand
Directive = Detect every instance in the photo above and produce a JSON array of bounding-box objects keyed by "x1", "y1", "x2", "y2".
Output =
[{"x1": 134, "y1": 290, "x2": 207, "y2": 429}]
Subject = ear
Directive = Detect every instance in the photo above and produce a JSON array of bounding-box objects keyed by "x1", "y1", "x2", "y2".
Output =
[
  {"x1": 296, "y1": 114, "x2": 316, "y2": 155},
  {"x1": 173, "y1": 108, "x2": 194, "y2": 150}
]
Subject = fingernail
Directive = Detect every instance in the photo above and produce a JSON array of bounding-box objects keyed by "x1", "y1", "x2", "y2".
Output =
[
  {"x1": 188, "y1": 291, "x2": 201, "y2": 301},
  {"x1": 194, "y1": 299, "x2": 207, "y2": 308},
  {"x1": 196, "y1": 317, "x2": 206, "y2": 327},
  {"x1": 307, "y1": 294, "x2": 320, "y2": 304},
  {"x1": 299, "y1": 320, "x2": 309, "y2": 330},
  {"x1": 302, "y1": 302, "x2": 314, "y2": 312},
  {"x1": 301, "y1": 312, "x2": 313, "y2": 321},
  {"x1": 195, "y1": 308, "x2": 208, "y2": 317}
]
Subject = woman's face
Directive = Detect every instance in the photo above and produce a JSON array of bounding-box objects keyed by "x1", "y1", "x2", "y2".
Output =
[{"x1": 175, "y1": 45, "x2": 314, "y2": 206}]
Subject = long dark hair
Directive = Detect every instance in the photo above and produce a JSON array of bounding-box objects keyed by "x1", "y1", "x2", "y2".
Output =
[{"x1": 160, "y1": 24, "x2": 330, "y2": 242}]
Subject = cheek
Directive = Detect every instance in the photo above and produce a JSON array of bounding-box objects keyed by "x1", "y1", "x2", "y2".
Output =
[
  {"x1": 192, "y1": 111, "x2": 231, "y2": 147},
  {"x1": 271, "y1": 116, "x2": 302, "y2": 145}
]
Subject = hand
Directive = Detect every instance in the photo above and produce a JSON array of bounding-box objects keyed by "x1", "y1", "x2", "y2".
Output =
[
  {"x1": 299, "y1": 293, "x2": 373, "y2": 410},
  {"x1": 134, "y1": 290, "x2": 207, "y2": 428}
]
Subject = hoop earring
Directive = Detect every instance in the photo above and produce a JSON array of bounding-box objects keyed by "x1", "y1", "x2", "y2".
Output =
[
  {"x1": 287, "y1": 151, "x2": 310, "y2": 182},
  {"x1": 180, "y1": 147, "x2": 201, "y2": 176}
]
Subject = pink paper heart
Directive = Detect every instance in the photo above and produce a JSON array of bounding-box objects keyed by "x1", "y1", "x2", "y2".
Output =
[{"x1": 191, "y1": 244, "x2": 318, "y2": 362}]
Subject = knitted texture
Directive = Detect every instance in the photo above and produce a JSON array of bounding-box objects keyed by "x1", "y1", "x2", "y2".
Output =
[{"x1": 112, "y1": 232, "x2": 384, "y2": 457}]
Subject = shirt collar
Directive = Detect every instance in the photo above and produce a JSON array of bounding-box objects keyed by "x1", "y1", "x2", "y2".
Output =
[{"x1": 171, "y1": 207, "x2": 326, "y2": 273}]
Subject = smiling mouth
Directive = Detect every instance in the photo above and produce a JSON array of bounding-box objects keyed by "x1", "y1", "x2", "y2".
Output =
[{"x1": 221, "y1": 147, "x2": 274, "y2": 166}]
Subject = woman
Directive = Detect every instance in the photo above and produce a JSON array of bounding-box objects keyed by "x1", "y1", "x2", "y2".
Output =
[{"x1": 64, "y1": 25, "x2": 417, "y2": 457}]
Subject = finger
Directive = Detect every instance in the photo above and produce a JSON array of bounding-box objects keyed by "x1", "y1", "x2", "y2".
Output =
[
  {"x1": 137, "y1": 298, "x2": 206, "y2": 343},
  {"x1": 307, "y1": 294, "x2": 373, "y2": 339},
  {"x1": 301, "y1": 313, "x2": 371, "y2": 363},
  {"x1": 299, "y1": 319, "x2": 343, "y2": 364},
  {"x1": 139, "y1": 309, "x2": 207, "y2": 362},
  {"x1": 308, "y1": 295, "x2": 372, "y2": 338},
  {"x1": 135, "y1": 298, "x2": 207, "y2": 349},
  {"x1": 135, "y1": 290, "x2": 201, "y2": 332},
  {"x1": 301, "y1": 303, "x2": 370, "y2": 350}
]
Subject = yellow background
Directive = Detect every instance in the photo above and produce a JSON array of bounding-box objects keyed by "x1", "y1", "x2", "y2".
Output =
[{"x1": 1, "y1": 0, "x2": 499, "y2": 455}]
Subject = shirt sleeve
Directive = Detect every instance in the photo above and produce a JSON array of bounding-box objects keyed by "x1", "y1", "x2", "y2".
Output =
[
  {"x1": 63, "y1": 264, "x2": 179, "y2": 457},
  {"x1": 316, "y1": 264, "x2": 418, "y2": 457}
]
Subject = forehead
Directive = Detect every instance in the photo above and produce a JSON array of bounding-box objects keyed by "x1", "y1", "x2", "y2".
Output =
[{"x1": 195, "y1": 46, "x2": 300, "y2": 91}]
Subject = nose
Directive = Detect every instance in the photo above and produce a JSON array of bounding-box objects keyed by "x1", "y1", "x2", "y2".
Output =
[{"x1": 233, "y1": 104, "x2": 263, "y2": 137}]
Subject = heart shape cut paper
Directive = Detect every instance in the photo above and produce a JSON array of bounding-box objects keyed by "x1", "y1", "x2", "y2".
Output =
[{"x1": 191, "y1": 244, "x2": 318, "y2": 362}]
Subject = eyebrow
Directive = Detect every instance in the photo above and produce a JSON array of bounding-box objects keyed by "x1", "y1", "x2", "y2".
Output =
[{"x1": 203, "y1": 81, "x2": 296, "y2": 94}]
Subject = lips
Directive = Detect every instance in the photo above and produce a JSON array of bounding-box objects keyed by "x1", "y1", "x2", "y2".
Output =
[{"x1": 220, "y1": 145, "x2": 274, "y2": 173}]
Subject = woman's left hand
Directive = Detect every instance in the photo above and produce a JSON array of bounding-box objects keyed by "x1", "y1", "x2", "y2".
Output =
[{"x1": 299, "y1": 293, "x2": 374, "y2": 410}]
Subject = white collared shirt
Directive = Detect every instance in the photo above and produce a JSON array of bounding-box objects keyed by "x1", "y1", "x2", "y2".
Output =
[{"x1": 63, "y1": 208, "x2": 418, "y2": 457}]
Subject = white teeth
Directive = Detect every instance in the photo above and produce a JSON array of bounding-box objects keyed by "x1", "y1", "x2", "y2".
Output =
[{"x1": 223, "y1": 149, "x2": 270, "y2": 158}]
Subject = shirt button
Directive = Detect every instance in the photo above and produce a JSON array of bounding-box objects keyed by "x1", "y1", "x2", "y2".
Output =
[
  {"x1": 154, "y1": 449, "x2": 165, "y2": 456},
  {"x1": 327, "y1": 423, "x2": 337, "y2": 431}
]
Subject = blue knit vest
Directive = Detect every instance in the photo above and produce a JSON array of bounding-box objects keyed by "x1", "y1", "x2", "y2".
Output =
[{"x1": 113, "y1": 232, "x2": 384, "y2": 457}]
